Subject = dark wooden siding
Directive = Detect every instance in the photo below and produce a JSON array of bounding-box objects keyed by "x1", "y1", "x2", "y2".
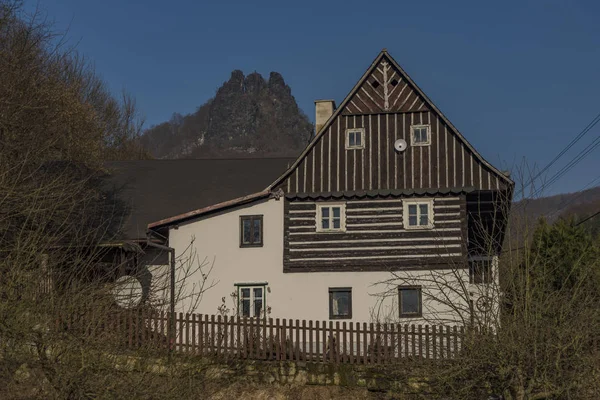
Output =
[
  {"x1": 343, "y1": 57, "x2": 429, "y2": 114},
  {"x1": 283, "y1": 195, "x2": 468, "y2": 272},
  {"x1": 280, "y1": 110, "x2": 504, "y2": 194}
]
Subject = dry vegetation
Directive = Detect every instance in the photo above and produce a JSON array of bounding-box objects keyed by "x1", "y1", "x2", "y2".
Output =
[
  {"x1": 376, "y1": 184, "x2": 600, "y2": 399},
  {"x1": 1, "y1": 1, "x2": 598, "y2": 399}
]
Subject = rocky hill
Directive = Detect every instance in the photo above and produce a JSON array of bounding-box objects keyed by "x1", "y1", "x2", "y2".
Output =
[{"x1": 140, "y1": 70, "x2": 313, "y2": 159}]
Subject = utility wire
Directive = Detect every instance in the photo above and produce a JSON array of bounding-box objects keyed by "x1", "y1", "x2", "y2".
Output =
[
  {"x1": 515, "y1": 111, "x2": 600, "y2": 198},
  {"x1": 575, "y1": 210, "x2": 600, "y2": 227},
  {"x1": 522, "y1": 133, "x2": 600, "y2": 201}
]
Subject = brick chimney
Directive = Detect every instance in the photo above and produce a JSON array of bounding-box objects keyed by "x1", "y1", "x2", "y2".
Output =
[{"x1": 314, "y1": 100, "x2": 336, "y2": 135}]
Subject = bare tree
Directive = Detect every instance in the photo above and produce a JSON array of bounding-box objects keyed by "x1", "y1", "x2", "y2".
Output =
[{"x1": 374, "y1": 166, "x2": 600, "y2": 399}]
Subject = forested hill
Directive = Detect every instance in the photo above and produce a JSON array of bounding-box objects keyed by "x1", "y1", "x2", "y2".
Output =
[
  {"x1": 140, "y1": 70, "x2": 314, "y2": 159},
  {"x1": 513, "y1": 186, "x2": 600, "y2": 234}
]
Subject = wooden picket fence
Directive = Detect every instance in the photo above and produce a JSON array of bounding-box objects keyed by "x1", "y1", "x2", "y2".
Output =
[
  {"x1": 173, "y1": 314, "x2": 465, "y2": 363},
  {"x1": 61, "y1": 310, "x2": 466, "y2": 363}
]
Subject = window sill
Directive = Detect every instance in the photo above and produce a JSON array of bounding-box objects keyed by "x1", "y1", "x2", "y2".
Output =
[
  {"x1": 316, "y1": 229, "x2": 346, "y2": 233},
  {"x1": 403, "y1": 225, "x2": 434, "y2": 230},
  {"x1": 330, "y1": 315, "x2": 352, "y2": 320},
  {"x1": 410, "y1": 142, "x2": 431, "y2": 147},
  {"x1": 399, "y1": 314, "x2": 422, "y2": 319},
  {"x1": 240, "y1": 243, "x2": 264, "y2": 248}
]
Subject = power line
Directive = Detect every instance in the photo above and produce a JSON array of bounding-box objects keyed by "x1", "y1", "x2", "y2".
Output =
[
  {"x1": 575, "y1": 210, "x2": 600, "y2": 227},
  {"x1": 524, "y1": 134, "x2": 600, "y2": 201},
  {"x1": 515, "y1": 111, "x2": 600, "y2": 198}
]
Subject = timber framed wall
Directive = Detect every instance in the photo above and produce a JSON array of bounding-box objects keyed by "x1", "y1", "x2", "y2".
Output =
[{"x1": 283, "y1": 194, "x2": 468, "y2": 272}]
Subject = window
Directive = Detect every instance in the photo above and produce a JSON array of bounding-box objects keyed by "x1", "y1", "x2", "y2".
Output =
[
  {"x1": 410, "y1": 124, "x2": 431, "y2": 146},
  {"x1": 345, "y1": 128, "x2": 365, "y2": 149},
  {"x1": 403, "y1": 199, "x2": 434, "y2": 229},
  {"x1": 399, "y1": 286, "x2": 422, "y2": 318},
  {"x1": 237, "y1": 284, "x2": 266, "y2": 318},
  {"x1": 469, "y1": 258, "x2": 493, "y2": 284},
  {"x1": 329, "y1": 288, "x2": 352, "y2": 319},
  {"x1": 240, "y1": 215, "x2": 263, "y2": 247},
  {"x1": 316, "y1": 203, "x2": 346, "y2": 232}
]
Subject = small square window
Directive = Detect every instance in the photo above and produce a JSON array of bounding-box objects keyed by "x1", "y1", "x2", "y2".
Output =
[
  {"x1": 403, "y1": 199, "x2": 433, "y2": 229},
  {"x1": 410, "y1": 125, "x2": 431, "y2": 146},
  {"x1": 469, "y1": 258, "x2": 493, "y2": 284},
  {"x1": 399, "y1": 286, "x2": 422, "y2": 318},
  {"x1": 237, "y1": 285, "x2": 265, "y2": 317},
  {"x1": 240, "y1": 215, "x2": 263, "y2": 247},
  {"x1": 345, "y1": 128, "x2": 365, "y2": 149},
  {"x1": 317, "y1": 204, "x2": 346, "y2": 232},
  {"x1": 329, "y1": 288, "x2": 352, "y2": 319}
]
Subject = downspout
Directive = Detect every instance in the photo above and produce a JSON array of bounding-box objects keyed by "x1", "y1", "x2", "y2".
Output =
[{"x1": 144, "y1": 239, "x2": 175, "y2": 355}]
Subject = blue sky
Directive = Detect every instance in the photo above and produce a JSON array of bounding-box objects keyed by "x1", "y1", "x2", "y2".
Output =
[{"x1": 24, "y1": 0, "x2": 600, "y2": 196}]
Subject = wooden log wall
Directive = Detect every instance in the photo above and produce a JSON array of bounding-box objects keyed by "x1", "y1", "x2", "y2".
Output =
[{"x1": 283, "y1": 195, "x2": 467, "y2": 272}]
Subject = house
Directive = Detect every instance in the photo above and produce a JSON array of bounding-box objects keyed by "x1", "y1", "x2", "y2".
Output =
[{"x1": 143, "y1": 50, "x2": 513, "y2": 324}]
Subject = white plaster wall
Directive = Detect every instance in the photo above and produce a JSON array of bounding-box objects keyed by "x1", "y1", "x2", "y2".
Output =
[{"x1": 167, "y1": 197, "x2": 470, "y2": 325}]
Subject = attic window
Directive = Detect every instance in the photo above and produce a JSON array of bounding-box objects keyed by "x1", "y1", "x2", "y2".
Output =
[
  {"x1": 391, "y1": 79, "x2": 399, "y2": 87},
  {"x1": 345, "y1": 128, "x2": 365, "y2": 150},
  {"x1": 371, "y1": 80, "x2": 380, "y2": 89},
  {"x1": 410, "y1": 124, "x2": 431, "y2": 146}
]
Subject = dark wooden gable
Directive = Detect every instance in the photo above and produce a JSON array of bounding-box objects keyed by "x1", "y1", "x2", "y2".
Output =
[
  {"x1": 269, "y1": 50, "x2": 512, "y2": 194},
  {"x1": 344, "y1": 55, "x2": 429, "y2": 114}
]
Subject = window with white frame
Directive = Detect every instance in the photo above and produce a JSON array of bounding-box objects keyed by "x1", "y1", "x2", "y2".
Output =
[
  {"x1": 237, "y1": 285, "x2": 266, "y2": 318},
  {"x1": 345, "y1": 128, "x2": 365, "y2": 149},
  {"x1": 403, "y1": 199, "x2": 434, "y2": 229},
  {"x1": 410, "y1": 124, "x2": 431, "y2": 146},
  {"x1": 316, "y1": 203, "x2": 346, "y2": 232}
]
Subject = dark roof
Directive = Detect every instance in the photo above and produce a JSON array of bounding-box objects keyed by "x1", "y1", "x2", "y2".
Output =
[{"x1": 103, "y1": 158, "x2": 295, "y2": 240}]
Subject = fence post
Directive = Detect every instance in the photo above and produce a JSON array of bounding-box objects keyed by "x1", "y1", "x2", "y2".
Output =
[
  {"x1": 268, "y1": 317, "x2": 274, "y2": 361},
  {"x1": 216, "y1": 315, "x2": 222, "y2": 358},
  {"x1": 236, "y1": 315, "x2": 241, "y2": 359},
  {"x1": 275, "y1": 318, "x2": 281, "y2": 361},
  {"x1": 322, "y1": 321, "x2": 327, "y2": 363},
  {"x1": 281, "y1": 318, "x2": 287, "y2": 361},
  {"x1": 363, "y1": 323, "x2": 368, "y2": 364},
  {"x1": 315, "y1": 320, "x2": 320, "y2": 362},
  {"x1": 308, "y1": 320, "x2": 314, "y2": 362},
  {"x1": 383, "y1": 323, "x2": 389, "y2": 363},
  {"x1": 199, "y1": 314, "x2": 205, "y2": 356},
  {"x1": 348, "y1": 322, "x2": 353, "y2": 364},
  {"x1": 295, "y1": 319, "x2": 300, "y2": 361},
  {"x1": 445, "y1": 326, "x2": 451, "y2": 359},
  {"x1": 288, "y1": 319, "x2": 295, "y2": 360},
  {"x1": 190, "y1": 314, "x2": 196, "y2": 354},
  {"x1": 425, "y1": 325, "x2": 430, "y2": 359},
  {"x1": 301, "y1": 320, "x2": 306, "y2": 362}
]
